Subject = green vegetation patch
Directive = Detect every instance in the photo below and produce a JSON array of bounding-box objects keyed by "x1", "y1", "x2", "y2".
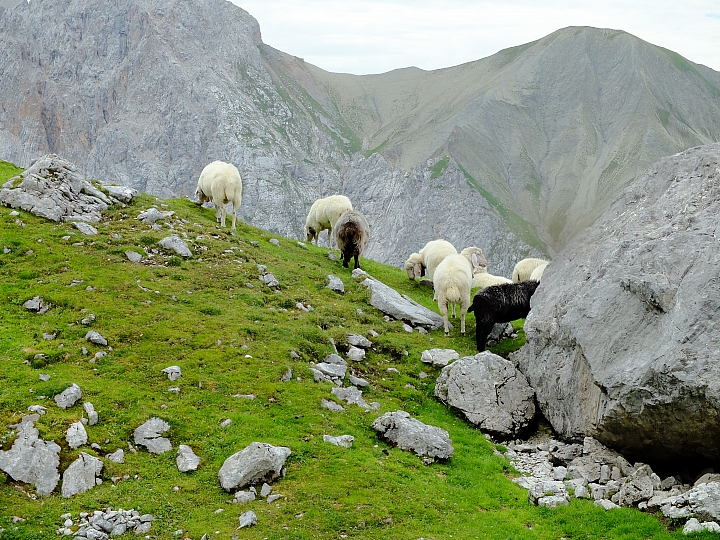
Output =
[{"x1": 0, "y1": 162, "x2": 689, "y2": 539}]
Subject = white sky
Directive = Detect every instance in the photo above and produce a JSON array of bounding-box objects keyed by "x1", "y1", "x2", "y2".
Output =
[{"x1": 231, "y1": 0, "x2": 720, "y2": 75}]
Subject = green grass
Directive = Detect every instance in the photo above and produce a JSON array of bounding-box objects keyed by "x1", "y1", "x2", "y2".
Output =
[
  {"x1": 0, "y1": 160, "x2": 23, "y2": 184},
  {"x1": 430, "y1": 156, "x2": 450, "y2": 179},
  {"x1": 0, "y1": 184, "x2": 694, "y2": 539}
]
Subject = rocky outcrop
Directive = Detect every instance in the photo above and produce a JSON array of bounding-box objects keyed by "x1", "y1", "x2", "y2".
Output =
[
  {"x1": 513, "y1": 143, "x2": 720, "y2": 461},
  {"x1": 0, "y1": 155, "x2": 118, "y2": 222}
]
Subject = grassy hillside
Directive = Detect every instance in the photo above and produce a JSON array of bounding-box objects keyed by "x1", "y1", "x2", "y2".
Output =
[{"x1": 0, "y1": 183, "x2": 698, "y2": 539}]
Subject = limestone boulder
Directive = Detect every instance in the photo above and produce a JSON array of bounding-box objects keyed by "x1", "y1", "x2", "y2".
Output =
[
  {"x1": 218, "y1": 442, "x2": 291, "y2": 492},
  {"x1": 435, "y1": 352, "x2": 535, "y2": 437},
  {"x1": 513, "y1": 144, "x2": 720, "y2": 461},
  {"x1": 372, "y1": 410, "x2": 453, "y2": 461}
]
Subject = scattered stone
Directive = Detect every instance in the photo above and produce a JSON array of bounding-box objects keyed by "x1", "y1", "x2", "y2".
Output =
[
  {"x1": 101, "y1": 183, "x2": 139, "y2": 203},
  {"x1": 238, "y1": 511, "x2": 257, "y2": 528},
  {"x1": 85, "y1": 331, "x2": 108, "y2": 346},
  {"x1": 347, "y1": 334, "x2": 372, "y2": 348},
  {"x1": 281, "y1": 368, "x2": 293, "y2": 382},
  {"x1": 55, "y1": 384, "x2": 82, "y2": 409},
  {"x1": 28, "y1": 404, "x2": 47, "y2": 415},
  {"x1": 372, "y1": 410, "x2": 453, "y2": 461},
  {"x1": 234, "y1": 490, "x2": 256, "y2": 503},
  {"x1": 137, "y1": 207, "x2": 173, "y2": 223},
  {"x1": 221, "y1": 419, "x2": 232, "y2": 427},
  {"x1": 420, "y1": 349, "x2": 459, "y2": 368},
  {"x1": 80, "y1": 314, "x2": 96, "y2": 325},
  {"x1": 331, "y1": 386, "x2": 379, "y2": 410},
  {"x1": 162, "y1": 365, "x2": 182, "y2": 381},
  {"x1": 218, "y1": 442, "x2": 292, "y2": 492},
  {"x1": 683, "y1": 518, "x2": 720, "y2": 534},
  {"x1": 402, "y1": 324, "x2": 413, "y2": 333},
  {"x1": 177, "y1": 445, "x2": 200, "y2": 472},
  {"x1": 297, "y1": 241, "x2": 308, "y2": 249},
  {"x1": 83, "y1": 402, "x2": 98, "y2": 426},
  {"x1": 107, "y1": 449, "x2": 125, "y2": 463},
  {"x1": 323, "y1": 435, "x2": 354, "y2": 448},
  {"x1": 158, "y1": 235, "x2": 192, "y2": 257},
  {"x1": 260, "y1": 482, "x2": 272, "y2": 497},
  {"x1": 61, "y1": 452, "x2": 103, "y2": 497},
  {"x1": 260, "y1": 273, "x2": 279, "y2": 287},
  {"x1": 346, "y1": 346, "x2": 365, "y2": 362},
  {"x1": 326, "y1": 274, "x2": 344, "y2": 293},
  {"x1": 269, "y1": 238, "x2": 280, "y2": 246},
  {"x1": 327, "y1": 252, "x2": 337, "y2": 261},
  {"x1": 134, "y1": 418, "x2": 172, "y2": 454},
  {"x1": 66, "y1": 422, "x2": 88, "y2": 449},
  {"x1": 23, "y1": 296, "x2": 50, "y2": 314},
  {"x1": 321, "y1": 399, "x2": 345, "y2": 412},
  {"x1": 267, "y1": 493, "x2": 283, "y2": 504},
  {"x1": 73, "y1": 221, "x2": 98, "y2": 236},
  {"x1": 348, "y1": 375, "x2": 369, "y2": 387},
  {"x1": 42, "y1": 332, "x2": 56, "y2": 340},
  {"x1": 39, "y1": 373, "x2": 50, "y2": 381},
  {"x1": 125, "y1": 250, "x2": 142, "y2": 262},
  {"x1": 0, "y1": 414, "x2": 60, "y2": 496},
  {"x1": 435, "y1": 352, "x2": 535, "y2": 438},
  {"x1": 311, "y1": 368, "x2": 326, "y2": 383}
]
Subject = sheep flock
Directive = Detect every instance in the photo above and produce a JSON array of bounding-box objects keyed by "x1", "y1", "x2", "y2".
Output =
[{"x1": 194, "y1": 160, "x2": 548, "y2": 350}]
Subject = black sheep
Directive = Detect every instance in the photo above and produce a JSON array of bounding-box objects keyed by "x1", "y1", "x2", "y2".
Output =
[{"x1": 467, "y1": 280, "x2": 540, "y2": 351}]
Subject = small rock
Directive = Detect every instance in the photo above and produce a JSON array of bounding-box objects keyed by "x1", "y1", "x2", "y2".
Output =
[
  {"x1": 177, "y1": 445, "x2": 200, "y2": 472},
  {"x1": 269, "y1": 238, "x2": 280, "y2": 246},
  {"x1": 73, "y1": 222, "x2": 98, "y2": 236},
  {"x1": 162, "y1": 365, "x2": 182, "y2": 381},
  {"x1": 125, "y1": 250, "x2": 142, "y2": 262},
  {"x1": 85, "y1": 331, "x2": 108, "y2": 346},
  {"x1": 238, "y1": 511, "x2": 257, "y2": 528},
  {"x1": 55, "y1": 384, "x2": 82, "y2": 409},
  {"x1": 323, "y1": 435, "x2": 354, "y2": 448},
  {"x1": 326, "y1": 275, "x2": 344, "y2": 293}
]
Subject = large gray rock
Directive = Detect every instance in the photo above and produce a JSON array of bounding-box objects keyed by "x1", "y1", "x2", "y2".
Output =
[
  {"x1": 0, "y1": 414, "x2": 60, "y2": 496},
  {"x1": 435, "y1": 352, "x2": 535, "y2": 437},
  {"x1": 359, "y1": 275, "x2": 446, "y2": 330},
  {"x1": 0, "y1": 154, "x2": 114, "y2": 222},
  {"x1": 663, "y1": 482, "x2": 720, "y2": 522},
  {"x1": 134, "y1": 417, "x2": 172, "y2": 454},
  {"x1": 372, "y1": 410, "x2": 453, "y2": 461},
  {"x1": 218, "y1": 442, "x2": 291, "y2": 492},
  {"x1": 66, "y1": 421, "x2": 88, "y2": 449},
  {"x1": 61, "y1": 452, "x2": 104, "y2": 498},
  {"x1": 514, "y1": 143, "x2": 720, "y2": 461}
]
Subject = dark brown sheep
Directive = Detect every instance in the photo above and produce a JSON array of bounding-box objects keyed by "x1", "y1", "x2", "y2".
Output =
[{"x1": 333, "y1": 210, "x2": 370, "y2": 270}]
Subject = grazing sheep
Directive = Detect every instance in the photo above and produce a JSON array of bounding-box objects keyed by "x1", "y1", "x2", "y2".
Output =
[
  {"x1": 195, "y1": 161, "x2": 243, "y2": 229},
  {"x1": 471, "y1": 266, "x2": 513, "y2": 290},
  {"x1": 419, "y1": 239, "x2": 457, "y2": 280},
  {"x1": 512, "y1": 258, "x2": 549, "y2": 283},
  {"x1": 467, "y1": 280, "x2": 540, "y2": 352},
  {"x1": 334, "y1": 210, "x2": 370, "y2": 270},
  {"x1": 404, "y1": 252, "x2": 425, "y2": 280},
  {"x1": 305, "y1": 195, "x2": 353, "y2": 249},
  {"x1": 529, "y1": 261, "x2": 549, "y2": 282},
  {"x1": 433, "y1": 249, "x2": 486, "y2": 337}
]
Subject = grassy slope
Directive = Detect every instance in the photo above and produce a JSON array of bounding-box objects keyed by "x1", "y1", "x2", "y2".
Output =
[{"x1": 0, "y1": 182, "x2": 699, "y2": 539}]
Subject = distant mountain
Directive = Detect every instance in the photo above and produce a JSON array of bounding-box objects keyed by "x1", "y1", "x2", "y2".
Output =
[{"x1": 2, "y1": 0, "x2": 719, "y2": 274}]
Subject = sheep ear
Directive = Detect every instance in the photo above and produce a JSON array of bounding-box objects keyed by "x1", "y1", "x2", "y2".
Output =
[{"x1": 471, "y1": 253, "x2": 479, "y2": 271}]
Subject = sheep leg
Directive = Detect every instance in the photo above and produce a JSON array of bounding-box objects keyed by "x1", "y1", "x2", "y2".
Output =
[
  {"x1": 438, "y1": 298, "x2": 450, "y2": 337},
  {"x1": 475, "y1": 320, "x2": 492, "y2": 352},
  {"x1": 353, "y1": 248, "x2": 360, "y2": 270},
  {"x1": 327, "y1": 228, "x2": 333, "y2": 249}
]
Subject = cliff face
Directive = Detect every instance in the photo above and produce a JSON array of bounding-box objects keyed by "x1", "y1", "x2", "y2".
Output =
[{"x1": 2, "y1": 0, "x2": 720, "y2": 274}]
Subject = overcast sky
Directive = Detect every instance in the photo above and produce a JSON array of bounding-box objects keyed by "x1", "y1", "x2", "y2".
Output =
[{"x1": 231, "y1": 0, "x2": 720, "y2": 75}]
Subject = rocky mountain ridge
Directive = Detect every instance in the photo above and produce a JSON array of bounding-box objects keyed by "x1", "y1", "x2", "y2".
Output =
[{"x1": 1, "y1": 0, "x2": 720, "y2": 274}]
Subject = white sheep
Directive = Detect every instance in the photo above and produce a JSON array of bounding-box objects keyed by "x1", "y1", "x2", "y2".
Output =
[
  {"x1": 471, "y1": 266, "x2": 513, "y2": 290},
  {"x1": 419, "y1": 239, "x2": 457, "y2": 280},
  {"x1": 334, "y1": 210, "x2": 370, "y2": 270},
  {"x1": 529, "y1": 261, "x2": 549, "y2": 282},
  {"x1": 404, "y1": 252, "x2": 424, "y2": 280},
  {"x1": 433, "y1": 248, "x2": 486, "y2": 337},
  {"x1": 305, "y1": 195, "x2": 353, "y2": 249},
  {"x1": 195, "y1": 161, "x2": 243, "y2": 229},
  {"x1": 512, "y1": 257, "x2": 549, "y2": 283}
]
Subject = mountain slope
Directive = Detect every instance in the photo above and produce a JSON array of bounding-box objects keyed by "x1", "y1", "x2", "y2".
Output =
[{"x1": 1, "y1": 1, "x2": 720, "y2": 273}]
